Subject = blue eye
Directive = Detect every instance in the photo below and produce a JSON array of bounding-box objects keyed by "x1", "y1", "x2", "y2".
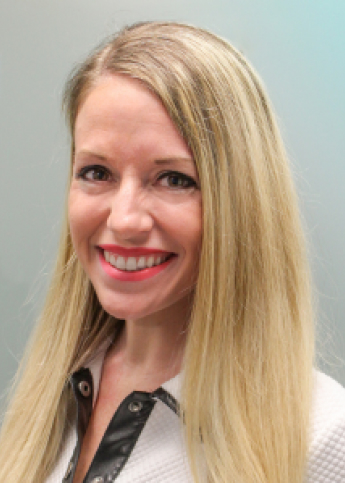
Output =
[
  {"x1": 76, "y1": 165, "x2": 110, "y2": 181},
  {"x1": 159, "y1": 171, "x2": 197, "y2": 189}
]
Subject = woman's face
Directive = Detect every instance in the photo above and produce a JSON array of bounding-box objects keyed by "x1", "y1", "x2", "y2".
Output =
[{"x1": 69, "y1": 75, "x2": 202, "y2": 324}]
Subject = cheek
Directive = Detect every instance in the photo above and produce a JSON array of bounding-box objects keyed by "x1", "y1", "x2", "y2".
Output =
[
  {"x1": 68, "y1": 190, "x2": 100, "y2": 253},
  {"x1": 185, "y1": 200, "x2": 202, "y2": 245},
  {"x1": 183, "y1": 220, "x2": 202, "y2": 254},
  {"x1": 188, "y1": 208, "x2": 202, "y2": 270},
  {"x1": 173, "y1": 202, "x2": 202, "y2": 260},
  {"x1": 68, "y1": 191, "x2": 83, "y2": 246}
]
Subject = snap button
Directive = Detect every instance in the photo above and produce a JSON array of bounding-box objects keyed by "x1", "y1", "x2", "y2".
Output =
[
  {"x1": 128, "y1": 400, "x2": 143, "y2": 413},
  {"x1": 78, "y1": 380, "x2": 91, "y2": 397},
  {"x1": 111, "y1": 460, "x2": 122, "y2": 477},
  {"x1": 63, "y1": 461, "x2": 73, "y2": 480},
  {"x1": 90, "y1": 477, "x2": 104, "y2": 483}
]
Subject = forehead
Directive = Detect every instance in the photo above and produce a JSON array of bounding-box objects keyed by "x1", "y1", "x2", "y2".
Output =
[
  {"x1": 74, "y1": 75, "x2": 193, "y2": 160},
  {"x1": 76, "y1": 75, "x2": 169, "y2": 129}
]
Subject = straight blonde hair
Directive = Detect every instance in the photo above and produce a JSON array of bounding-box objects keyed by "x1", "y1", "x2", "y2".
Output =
[{"x1": 0, "y1": 22, "x2": 314, "y2": 483}]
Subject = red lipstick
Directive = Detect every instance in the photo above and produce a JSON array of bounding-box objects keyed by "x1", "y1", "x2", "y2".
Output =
[
  {"x1": 98, "y1": 245, "x2": 176, "y2": 282},
  {"x1": 98, "y1": 244, "x2": 170, "y2": 257}
]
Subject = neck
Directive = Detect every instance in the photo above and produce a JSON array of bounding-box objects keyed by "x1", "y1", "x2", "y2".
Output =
[{"x1": 106, "y1": 301, "x2": 190, "y2": 386}]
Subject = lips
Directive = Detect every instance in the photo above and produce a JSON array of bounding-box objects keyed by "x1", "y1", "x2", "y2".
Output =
[
  {"x1": 98, "y1": 244, "x2": 176, "y2": 281},
  {"x1": 104, "y1": 250, "x2": 170, "y2": 272}
]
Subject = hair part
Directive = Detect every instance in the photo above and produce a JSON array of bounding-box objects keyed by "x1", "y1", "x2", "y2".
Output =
[{"x1": 0, "y1": 21, "x2": 314, "y2": 483}]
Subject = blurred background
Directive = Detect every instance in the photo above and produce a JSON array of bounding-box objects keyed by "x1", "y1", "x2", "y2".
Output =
[{"x1": 1, "y1": 0, "x2": 344, "y2": 410}]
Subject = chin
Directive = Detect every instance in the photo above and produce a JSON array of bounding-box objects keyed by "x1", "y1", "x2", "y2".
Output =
[{"x1": 96, "y1": 296, "x2": 149, "y2": 321}]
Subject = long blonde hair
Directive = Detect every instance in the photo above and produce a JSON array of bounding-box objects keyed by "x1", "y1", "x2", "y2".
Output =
[{"x1": 0, "y1": 22, "x2": 314, "y2": 483}]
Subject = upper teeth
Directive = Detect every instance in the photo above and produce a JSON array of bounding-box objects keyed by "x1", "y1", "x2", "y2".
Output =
[{"x1": 104, "y1": 251, "x2": 168, "y2": 271}]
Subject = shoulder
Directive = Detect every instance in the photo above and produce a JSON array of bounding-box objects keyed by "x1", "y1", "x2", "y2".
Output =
[
  {"x1": 306, "y1": 371, "x2": 345, "y2": 482},
  {"x1": 310, "y1": 371, "x2": 345, "y2": 443}
]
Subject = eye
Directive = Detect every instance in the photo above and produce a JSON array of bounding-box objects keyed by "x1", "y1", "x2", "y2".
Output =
[
  {"x1": 75, "y1": 165, "x2": 111, "y2": 182},
  {"x1": 158, "y1": 171, "x2": 197, "y2": 189}
]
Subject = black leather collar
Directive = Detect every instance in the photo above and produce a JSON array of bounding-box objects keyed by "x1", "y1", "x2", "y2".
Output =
[{"x1": 63, "y1": 368, "x2": 179, "y2": 482}]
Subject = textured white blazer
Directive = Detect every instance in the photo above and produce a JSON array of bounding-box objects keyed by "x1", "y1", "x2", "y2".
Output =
[{"x1": 46, "y1": 348, "x2": 345, "y2": 483}]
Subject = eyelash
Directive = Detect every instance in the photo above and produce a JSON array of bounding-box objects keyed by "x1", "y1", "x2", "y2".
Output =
[
  {"x1": 76, "y1": 165, "x2": 110, "y2": 181},
  {"x1": 75, "y1": 165, "x2": 197, "y2": 189},
  {"x1": 157, "y1": 171, "x2": 197, "y2": 189}
]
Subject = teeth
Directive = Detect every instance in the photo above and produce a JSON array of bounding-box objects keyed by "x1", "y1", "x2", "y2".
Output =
[
  {"x1": 116, "y1": 256, "x2": 126, "y2": 270},
  {"x1": 104, "y1": 251, "x2": 169, "y2": 272},
  {"x1": 137, "y1": 257, "x2": 146, "y2": 269},
  {"x1": 126, "y1": 257, "x2": 137, "y2": 271}
]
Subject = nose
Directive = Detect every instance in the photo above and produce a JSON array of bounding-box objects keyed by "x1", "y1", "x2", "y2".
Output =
[{"x1": 106, "y1": 180, "x2": 153, "y2": 242}]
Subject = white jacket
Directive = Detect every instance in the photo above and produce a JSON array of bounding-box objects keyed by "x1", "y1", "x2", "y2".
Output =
[{"x1": 46, "y1": 348, "x2": 345, "y2": 483}]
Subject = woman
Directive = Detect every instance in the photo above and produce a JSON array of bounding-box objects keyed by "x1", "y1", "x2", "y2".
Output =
[{"x1": 0, "y1": 21, "x2": 344, "y2": 483}]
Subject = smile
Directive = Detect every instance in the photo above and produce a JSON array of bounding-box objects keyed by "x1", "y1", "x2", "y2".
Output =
[
  {"x1": 103, "y1": 250, "x2": 171, "y2": 272},
  {"x1": 98, "y1": 245, "x2": 176, "y2": 282}
]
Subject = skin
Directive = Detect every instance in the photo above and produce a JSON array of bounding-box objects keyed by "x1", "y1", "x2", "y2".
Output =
[{"x1": 69, "y1": 74, "x2": 202, "y2": 481}]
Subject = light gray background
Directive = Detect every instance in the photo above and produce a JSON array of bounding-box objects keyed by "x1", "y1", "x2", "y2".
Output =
[{"x1": 1, "y1": 0, "x2": 344, "y2": 409}]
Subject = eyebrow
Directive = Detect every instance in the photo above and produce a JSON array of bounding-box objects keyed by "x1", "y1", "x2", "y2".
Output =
[
  {"x1": 74, "y1": 151, "x2": 107, "y2": 161},
  {"x1": 75, "y1": 151, "x2": 194, "y2": 166},
  {"x1": 154, "y1": 157, "x2": 194, "y2": 165}
]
